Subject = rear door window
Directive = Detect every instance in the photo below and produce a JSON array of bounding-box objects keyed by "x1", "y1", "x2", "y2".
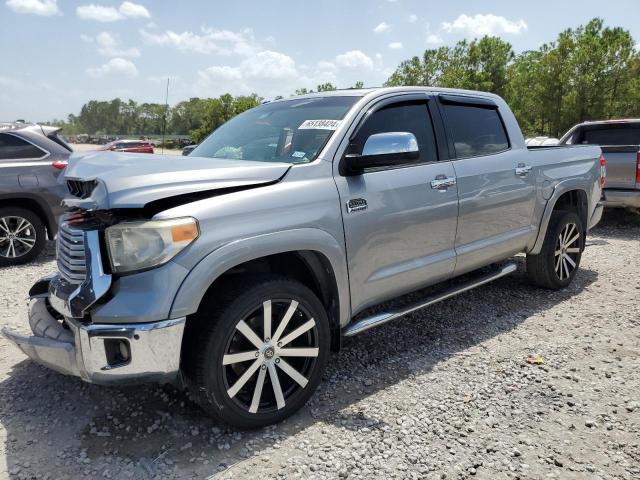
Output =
[
  {"x1": 0, "y1": 133, "x2": 47, "y2": 160},
  {"x1": 442, "y1": 104, "x2": 509, "y2": 158},
  {"x1": 581, "y1": 126, "x2": 640, "y2": 145}
]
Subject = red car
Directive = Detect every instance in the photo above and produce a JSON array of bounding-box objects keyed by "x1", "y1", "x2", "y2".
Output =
[{"x1": 99, "y1": 139, "x2": 154, "y2": 154}]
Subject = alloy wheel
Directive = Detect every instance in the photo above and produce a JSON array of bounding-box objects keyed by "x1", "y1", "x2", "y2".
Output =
[
  {"x1": 0, "y1": 216, "x2": 37, "y2": 259},
  {"x1": 222, "y1": 299, "x2": 319, "y2": 414},
  {"x1": 554, "y1": 222, "x2": 581, "y2": 280}
]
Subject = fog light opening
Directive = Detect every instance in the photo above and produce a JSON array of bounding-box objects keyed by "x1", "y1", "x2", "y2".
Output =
[{"x1": 104, "y1": 339, "x2": 131, "y2": 367}]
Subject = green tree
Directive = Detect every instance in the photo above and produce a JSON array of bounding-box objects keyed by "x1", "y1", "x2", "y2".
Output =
[
  {"x1": 387, "y1": 18, "x2": 640, "y2": 137},
  {"x1": 506, "y1": 18, "x2": 640, "y2": 137},
  {"x1": 316, "y1": 82, "x2": 337, "y2": 92},
  {"x1": 385, "y1": 36, "x2": 514, "y2": 97},
  {"x1": 190, "y1": 94, "x2": 262, "y2": 143}
]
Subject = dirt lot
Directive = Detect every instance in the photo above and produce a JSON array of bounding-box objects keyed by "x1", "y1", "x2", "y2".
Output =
[{"x1": 0, "y1": 210, "x2": 638, "y2": 480}]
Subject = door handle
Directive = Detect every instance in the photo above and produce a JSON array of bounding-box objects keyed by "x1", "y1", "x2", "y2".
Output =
[
  {"x1": 515, "y1": 163, "x2": 532, "y2": 176},
  {"x1": 430, "y1": 175, "x2": 457, "y2": 190}
]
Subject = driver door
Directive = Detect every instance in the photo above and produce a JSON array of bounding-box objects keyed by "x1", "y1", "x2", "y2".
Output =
[{"x1": 333, "y1": 96, "x2": 459, "y2": 315}]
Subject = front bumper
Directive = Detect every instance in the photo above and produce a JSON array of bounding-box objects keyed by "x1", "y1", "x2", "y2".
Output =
[
  {"x1": 602, "y1": 189, "x2": 640, "y2": 209},
  {"x1": 1, "y1": 296, "x2": 185, "y2": 385}
]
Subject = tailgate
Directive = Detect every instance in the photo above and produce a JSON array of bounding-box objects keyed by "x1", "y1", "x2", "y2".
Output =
[{"x1": 601, "y1": 145, "x2": 639, "y2": 189}]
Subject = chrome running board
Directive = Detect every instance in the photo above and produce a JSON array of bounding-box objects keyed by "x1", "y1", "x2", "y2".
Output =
[{"x1": 343, "y1": 262, "x2": 517, "y2": 337}]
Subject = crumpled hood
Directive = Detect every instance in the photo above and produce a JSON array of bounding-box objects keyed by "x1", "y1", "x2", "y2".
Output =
[{"x1": 63, "y1": 151, "x2": 291, "y2": 210}]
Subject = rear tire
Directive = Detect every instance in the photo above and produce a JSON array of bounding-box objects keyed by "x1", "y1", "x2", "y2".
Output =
[
  {"x1": 526, "y1": 211, "x2": 584, "y2": 289},
  {"x1": 184, "y1": 276, "x2": 330, "y2": 429},
  {"x1": 0, "y1": 207, "x2": 46, "y2": 267}
]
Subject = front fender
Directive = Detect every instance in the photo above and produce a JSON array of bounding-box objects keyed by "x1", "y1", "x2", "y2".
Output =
[{"x1": 169, "y1": 228, "x2": 351, "y2": 326}]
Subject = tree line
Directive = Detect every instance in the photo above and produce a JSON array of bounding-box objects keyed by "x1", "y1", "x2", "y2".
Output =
[
  {"x1": 51, "y1": 94, "x2": 262, "y2": 144},
  {"x1": 386, "y1": 18, "x2": 640, "y2": 137},
  {"x1": 49, "y1": 18, "x2": 639, "y2": 142},
  {"x1": 48, "y1": 84, "x2": 353, "y2": 143}
]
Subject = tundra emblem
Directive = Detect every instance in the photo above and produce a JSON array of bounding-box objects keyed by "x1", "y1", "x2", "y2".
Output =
[{"x1": 346, "y1": 198, "x2": 367, "y2": 213}]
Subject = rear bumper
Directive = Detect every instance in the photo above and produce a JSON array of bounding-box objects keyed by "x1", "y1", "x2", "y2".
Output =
[
  {"x1": 602, "y1": 189, "x2": 640, "y2": 209},
  {"x1": 1, "y1": 296, "x2": 185, "y2": 386}
]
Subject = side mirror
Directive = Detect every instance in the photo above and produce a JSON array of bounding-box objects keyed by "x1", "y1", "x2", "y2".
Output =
[{"x1": 342, "y1": 132, "x2": 419, "y2": 175}]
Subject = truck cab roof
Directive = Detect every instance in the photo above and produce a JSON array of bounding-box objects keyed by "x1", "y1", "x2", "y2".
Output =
[{"x1": 273, "y1": 86, "x2": 503, "y2": 103}]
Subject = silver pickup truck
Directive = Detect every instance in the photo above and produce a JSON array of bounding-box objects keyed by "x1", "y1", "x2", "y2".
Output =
[
  {"x1": 560, "y1": 119, "x2": 640, "y2": 211},
  {"x1": 2, "y1": 87, "x2": 604, "y2": 428}
]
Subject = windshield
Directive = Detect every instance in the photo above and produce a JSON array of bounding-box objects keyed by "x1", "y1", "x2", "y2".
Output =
[{"x1": 190, "y1": 96, "x2": 359, "y2": 164}]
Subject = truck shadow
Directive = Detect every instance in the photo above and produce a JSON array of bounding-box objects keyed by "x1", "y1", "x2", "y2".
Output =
[
  {"x1": 0, "y1": 258, "x2": 599, "y2": 479},
  {"x1": 590, "y1": 208, "x2": 640, "y2": 240}
]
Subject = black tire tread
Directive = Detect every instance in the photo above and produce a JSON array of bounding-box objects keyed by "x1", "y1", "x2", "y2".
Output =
[
  {"x1": 526, "y1": 210, "x2": 583, "y2": 289},
  {"x1": 183, "y1": 275, "x2": 329, "y2": 429}
]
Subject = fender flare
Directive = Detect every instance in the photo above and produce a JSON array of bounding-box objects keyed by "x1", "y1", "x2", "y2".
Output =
[
  {"x1": 529, "y1": 179, "x2": 589, "y2": 255},
  {"x1": 169, "y1": 228, "x2": 351, "y2": 326}
]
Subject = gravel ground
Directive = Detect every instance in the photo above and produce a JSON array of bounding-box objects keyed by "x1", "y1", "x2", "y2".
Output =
[{"x1": 1, "y1": 210, "x2": 639, "y2": 480}]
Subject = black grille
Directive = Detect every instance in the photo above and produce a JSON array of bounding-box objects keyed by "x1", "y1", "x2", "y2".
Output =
[{"x1": 66, "y1": 180, "x2": 97, "y2": 199}]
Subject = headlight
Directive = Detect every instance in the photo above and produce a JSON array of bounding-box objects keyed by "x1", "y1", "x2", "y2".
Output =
[{"x1": 105, "y1": 217, "x2": 199, "y2": 274}]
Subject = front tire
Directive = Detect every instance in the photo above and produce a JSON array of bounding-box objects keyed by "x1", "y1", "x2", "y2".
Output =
[
  {"x1": 185, "y1": 276, "x2": 330, "y2": 429},
  {"x1": 527, "y1": 211, "x2": 584, "y2": 289}
]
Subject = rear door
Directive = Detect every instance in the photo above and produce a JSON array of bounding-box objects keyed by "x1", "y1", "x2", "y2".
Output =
[
  {"x1": 438, "y1": 95, "x2": 537, "y2": 275},
  {"x1": 334, "y1": 94, "x2": 459, "y2": 314}
]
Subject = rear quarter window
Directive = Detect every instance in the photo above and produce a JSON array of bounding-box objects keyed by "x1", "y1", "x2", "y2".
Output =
[
  {"x1": 580, "y1": 126, "x2": 640, "y2": 146},
  {"x1": 0, "y1": 133, "x2": 47, "y2": 160},
  {"x1": 442, "y1": 104, "x2": 510, "y2": 158}
]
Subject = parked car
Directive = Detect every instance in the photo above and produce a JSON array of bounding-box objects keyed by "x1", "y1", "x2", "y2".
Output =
[
  {"x1": 2, "y1": 87, "x2": 604, "y2": 428},
  {"x1": 99, "y1": 139, "x2": 154, "y2": 154},
  {"x1": 0, "y1": 123, "x2": 70, "y2": 266},
  {"x1": 560, "y1": 119, "x2": 639, "y2": 211},
  {"x1": 182, "y1": 144, "x2": 197, "y2": 156}
]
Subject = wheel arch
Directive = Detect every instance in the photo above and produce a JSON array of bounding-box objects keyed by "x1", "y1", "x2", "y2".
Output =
[
  {"x1": 530, "y1": 186, "x2": 588, "y2": 255},
  {"x1": 170, "y1": 229, "x2": 350, "y2": 351},
  {"x1": 0, "y1": 194, "x2": 57, "y2": 239}
]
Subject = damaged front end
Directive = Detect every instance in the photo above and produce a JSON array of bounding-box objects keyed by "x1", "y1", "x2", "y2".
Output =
[
  {"x1": 50, "y1": 210, "x2": 112, "y2": 319},
  {"x1": 1, "y1": 207, "x2": 186, "y2": 385},
  {"x1": 2, "y1": 152, "x2": 290, "y2": 384}
]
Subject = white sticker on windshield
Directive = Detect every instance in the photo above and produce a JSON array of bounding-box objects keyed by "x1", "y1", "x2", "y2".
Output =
[
  {"x1": 291, "y1": 151, "x2": 306, "y2": 158},
  {"x1": 298, "y1": 119, "x2": 341, "y2": 130}
]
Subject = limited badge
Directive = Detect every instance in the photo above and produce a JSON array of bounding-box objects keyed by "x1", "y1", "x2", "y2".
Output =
[
  {"x1": 298, "y1": 119, "x2": 341, "y2": 130},
  {"x1": 346, "y1": 198, "x2": 367, "y2": 213}
]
